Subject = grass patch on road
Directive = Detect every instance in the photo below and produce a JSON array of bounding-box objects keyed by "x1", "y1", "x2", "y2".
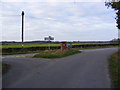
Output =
[
  {"x1": 109, "y1": 50, "x2": 120, "y2": 88},
  {"x1": 33, "y1": 49, "x2": 81, "y2": 58}
]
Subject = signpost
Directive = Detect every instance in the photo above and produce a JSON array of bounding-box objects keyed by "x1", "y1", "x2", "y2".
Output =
[{"x1": 44, "y1": 36, "x2": 54, "y2": 50}]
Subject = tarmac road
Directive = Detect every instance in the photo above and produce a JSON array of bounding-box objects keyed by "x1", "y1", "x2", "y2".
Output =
[{"x1": 2, "y1": 47, "x2": 119, "y2": 88}]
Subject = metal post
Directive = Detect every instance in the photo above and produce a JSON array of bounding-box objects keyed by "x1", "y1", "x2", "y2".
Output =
[{"x1": 21, "y1": 11, "x2": 24, "y2": 48}]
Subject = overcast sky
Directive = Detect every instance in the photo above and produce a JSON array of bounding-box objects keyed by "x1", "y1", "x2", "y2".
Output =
[{"x1": 0, "y1": 0, "x2": 119, "y2": 41}]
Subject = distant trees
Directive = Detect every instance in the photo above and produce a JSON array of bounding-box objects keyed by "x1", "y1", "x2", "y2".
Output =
[
  {"x1": 105, "y1": 0, "x2": 120, "y2": 29},
  {"x1": 110, "y1": 38, "x2": 120, "y2": 43}
]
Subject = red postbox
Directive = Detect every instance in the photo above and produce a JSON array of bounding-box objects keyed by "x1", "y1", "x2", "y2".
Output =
[{"x1": 61, "y1": 42, "x2": 67, "y2": 50}]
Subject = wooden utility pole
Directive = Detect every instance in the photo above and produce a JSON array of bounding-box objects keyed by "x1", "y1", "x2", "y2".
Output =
[{"x1": 21, "y1": 11, "x2": 24, "y2": 48}]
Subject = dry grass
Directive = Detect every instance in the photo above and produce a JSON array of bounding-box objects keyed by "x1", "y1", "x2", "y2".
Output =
[{"x1": 34, "y1": 49, "x2": 81, "y2": 58}]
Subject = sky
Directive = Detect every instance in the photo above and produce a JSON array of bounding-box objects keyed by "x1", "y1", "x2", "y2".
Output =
[{"x1": 0, "y1": 0, "x2": 119, "y2": 41}]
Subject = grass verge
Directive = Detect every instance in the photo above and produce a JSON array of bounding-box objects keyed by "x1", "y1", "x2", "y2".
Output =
[
  {"x1": 33, "y1": 49, "x2": 81, "y2": 58},
  {"x1": 78, "y1": 45, "x2": 119, "y2": 50},
  {"x1": 2, "y1": 52, "x2": 30, "y2": 55},
  {"x1": 2, "y1": 51, "x2": 36, "y2": 55},
  {"x1": 2, "y1": 50, "x2": 40, "y2": 55},
  {"x1": 109, "y1": 50, "x2": 120, "y2": 88}
]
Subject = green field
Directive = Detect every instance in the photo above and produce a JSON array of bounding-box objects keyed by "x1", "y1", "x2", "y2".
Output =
[{"x1": 1, "y1": 42, "x2": 116, "y2": 48}]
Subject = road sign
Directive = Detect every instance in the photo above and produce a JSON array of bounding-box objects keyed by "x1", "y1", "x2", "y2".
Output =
[
  {"x1": 44, "y1": 36, "x2": 54, "y2": 41},
  {"x1": 44, "y1": 36, "x2": 54, "y2": 50}
]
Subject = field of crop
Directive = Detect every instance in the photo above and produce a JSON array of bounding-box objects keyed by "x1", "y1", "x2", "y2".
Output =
[
  {"x1": 1, "y1": 43, "x2": 59, "y2": 48},
  {"x1": 1, "y1": 42, "x2": 115, "y2": 48}
]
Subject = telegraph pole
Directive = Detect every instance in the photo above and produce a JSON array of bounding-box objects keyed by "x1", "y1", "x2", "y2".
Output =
[{"x1": 21, "y1": 11, "x2": 24, "y2": 48}]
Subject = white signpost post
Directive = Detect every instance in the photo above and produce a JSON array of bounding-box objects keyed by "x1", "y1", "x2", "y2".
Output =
[{"x1": 44, "y1": 36, "x2": 54, "y2": 50}]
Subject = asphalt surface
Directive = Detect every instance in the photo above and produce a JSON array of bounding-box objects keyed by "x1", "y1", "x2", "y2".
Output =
[{"x1": 2, "y1": 47, "x2": 119, "y2": 88}]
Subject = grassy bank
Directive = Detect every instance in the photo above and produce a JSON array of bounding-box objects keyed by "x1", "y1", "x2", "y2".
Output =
[
  {"x1": 109, "y1": 50, "x2": 120, "y2": 88},
  {"x1": 2, "y1": 51, "x2": 37, "y2": 55},
  {"x1": 34, "y1": 49, "x2": 81, "y2": 58}
]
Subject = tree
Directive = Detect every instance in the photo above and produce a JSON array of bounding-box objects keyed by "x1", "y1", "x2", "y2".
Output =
[{"x1": 105, "y1": 0, "x2": 120, "y2": 29}]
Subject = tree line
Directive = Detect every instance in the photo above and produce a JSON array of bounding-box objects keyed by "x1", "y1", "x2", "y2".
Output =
[{"x1": 105, "y1": 0, "x2": 120, "y2": 29}]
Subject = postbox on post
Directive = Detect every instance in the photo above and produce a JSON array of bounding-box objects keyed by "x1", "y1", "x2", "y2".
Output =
[
  {"x1": 66, "y1": 42, "x2": 72, "y2": 49},
  {"x1": 61, "y1": 42, "x2": 67, "y2": 51}
]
